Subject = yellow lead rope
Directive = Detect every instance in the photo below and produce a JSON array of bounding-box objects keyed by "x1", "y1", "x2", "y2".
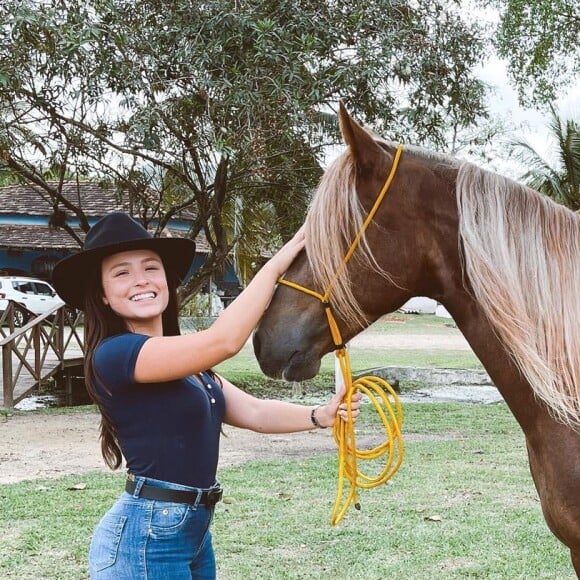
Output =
[
  {"x1": 331, "y1": 348, "x2": 403, "y2": 525},
  {"x1": 278, "y1": 145, "x2": 405, "y2": 524}
]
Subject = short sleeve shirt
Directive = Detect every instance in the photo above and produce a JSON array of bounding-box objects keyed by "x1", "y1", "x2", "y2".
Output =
[{"x1": 93, "y1": 333, "x2": 226, "y2": 488}]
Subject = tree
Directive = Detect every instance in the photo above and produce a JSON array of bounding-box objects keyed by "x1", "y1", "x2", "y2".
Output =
[
  {"x1": 0, "y1": 0, "x2": 491, "y2": 301},
  {"x1": 509, "y1": 106, "x2": 580, "y2": 211},
  {"x1": 490, "y1": 0, "x2": 580, "y2": 106}
]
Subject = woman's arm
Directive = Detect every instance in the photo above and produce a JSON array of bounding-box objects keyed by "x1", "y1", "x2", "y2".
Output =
[
  {"x1": 134, "y1": 227, "x2": 305, "y2": 383},
  {"x1": 220, "y1": 374, "x2": 362, "y2": 433}
]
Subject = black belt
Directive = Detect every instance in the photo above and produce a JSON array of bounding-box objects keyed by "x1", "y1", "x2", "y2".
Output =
[{"x1": 125, "y1": 479, "x2": 223, "y2": 507}]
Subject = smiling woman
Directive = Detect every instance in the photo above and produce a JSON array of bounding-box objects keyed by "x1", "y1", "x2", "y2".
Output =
[
  {"x1": 50, "y1": 212, "x2": 360, "y2": 579},
  {"x1": 100, "y1": 250, "x2": 170, "y2": 336}
]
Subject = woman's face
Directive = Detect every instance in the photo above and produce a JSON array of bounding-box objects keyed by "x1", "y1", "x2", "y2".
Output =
[{"x1": 101, "y1": 249, "x2": 169, "y2": 334}]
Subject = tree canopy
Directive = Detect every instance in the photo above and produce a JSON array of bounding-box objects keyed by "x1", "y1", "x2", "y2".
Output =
[
  {"x1": 491, "y1": 0, "x2": 580, "y2": 106},
  {"x1": 0, "y1": 0, "x2": 490, "y2": 300},
  {"x1": 509, "y1": 106, "x2": 580, "y2": 211}
]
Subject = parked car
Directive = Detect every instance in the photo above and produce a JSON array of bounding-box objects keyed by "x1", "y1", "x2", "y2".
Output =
[{"x1": 0, "y1": 276, "x2": 64, "y2": 326}]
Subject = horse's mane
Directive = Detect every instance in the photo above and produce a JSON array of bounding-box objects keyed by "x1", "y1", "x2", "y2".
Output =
[
  {"x1": 457, "y1": 163, "x2": 580, "y2": 429},
  {"x1": 306, "y1": 136, "x2": 580, "y2": 428},
  {"x1": 305, "y1": 147, "x2": 387, "y2": 326}
]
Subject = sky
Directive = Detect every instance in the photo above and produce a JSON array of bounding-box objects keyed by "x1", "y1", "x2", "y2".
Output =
[
  {"x1": 461, "y1": 0, "x2": 580, "y2": 178},
  {"x1": 477, "y1": 55, "x2": 580, "y2": 177}
]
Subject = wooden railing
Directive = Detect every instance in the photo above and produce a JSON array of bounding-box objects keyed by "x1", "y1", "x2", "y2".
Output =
[{"x1": 0, "y1": 302, "x2": 85, "y2": 407}]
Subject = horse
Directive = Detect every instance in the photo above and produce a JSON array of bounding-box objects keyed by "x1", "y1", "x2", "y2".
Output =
[{"x1": 253, "y1": 103, "x2": 580, "y2": 575}]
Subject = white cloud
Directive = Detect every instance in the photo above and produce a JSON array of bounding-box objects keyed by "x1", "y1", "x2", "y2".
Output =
[{"x1": 475, "y1": 55, "x2": 580, "y2": 177}]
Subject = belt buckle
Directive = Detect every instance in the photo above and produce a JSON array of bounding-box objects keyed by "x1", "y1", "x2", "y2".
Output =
[{"x1": 207, "y1": 486, "x2": 223, "y2": 505}]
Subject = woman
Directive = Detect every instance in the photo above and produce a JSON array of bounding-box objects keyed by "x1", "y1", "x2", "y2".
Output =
[{"x1": 52, "y1": 212, "x2": 360, "y2": 579}]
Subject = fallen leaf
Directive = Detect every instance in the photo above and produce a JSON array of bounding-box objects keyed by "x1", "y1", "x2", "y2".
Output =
[{"x1": 67, "y1": 483, "x2": 87, "y2": 491}]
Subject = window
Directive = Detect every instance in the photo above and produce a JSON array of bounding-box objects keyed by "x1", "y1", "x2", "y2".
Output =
[
  {"x1": 13, "y1": 282, "x2": 34, "y2": 294},
  {"x1": 34, "y1": 283, "x2": 54, "y2": 296}
]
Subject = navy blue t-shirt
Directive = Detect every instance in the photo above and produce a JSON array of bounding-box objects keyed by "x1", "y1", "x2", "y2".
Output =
[{"x1": 93, "y1": 333, "x2": 226, "y2": 488}]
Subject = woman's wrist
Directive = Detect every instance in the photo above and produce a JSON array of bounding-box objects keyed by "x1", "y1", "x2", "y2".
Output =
[
  {"x1": 260, "y1": 261, "x2": 284, "y2": 284},
  {"x1": 310, "y1": 405, "x2": 328, "y2": 429}
]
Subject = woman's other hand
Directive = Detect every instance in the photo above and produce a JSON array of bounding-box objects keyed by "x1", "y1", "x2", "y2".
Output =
[{"x1": 315, "y1": 385, "x2": 362, "y2": 428}]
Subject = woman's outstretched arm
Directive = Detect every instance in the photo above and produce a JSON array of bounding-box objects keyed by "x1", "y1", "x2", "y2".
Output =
[
  {"x1": 220, "y1": 374, "x2": 362, "y2": 433},
  {"x1": 134, "y1": 227, "x2": 305, "y2": 383}
]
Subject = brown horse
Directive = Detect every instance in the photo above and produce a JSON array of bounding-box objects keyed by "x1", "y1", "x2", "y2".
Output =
[{"x1": 253, "y1": 103, "x2": 580, "y2": 575}]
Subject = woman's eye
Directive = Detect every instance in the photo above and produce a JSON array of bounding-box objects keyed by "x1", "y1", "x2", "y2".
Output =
[{"x1": 114, "y1": 270, "x2": 128, "y2": 277}]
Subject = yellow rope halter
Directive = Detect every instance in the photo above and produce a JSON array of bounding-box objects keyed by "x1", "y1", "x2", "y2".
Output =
[{"x1": 278, "y1": 144, "x2": 405, "y2": 525}]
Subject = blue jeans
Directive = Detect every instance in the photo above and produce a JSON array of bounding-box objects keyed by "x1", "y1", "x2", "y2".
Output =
[{"x1": 89, "y1": 476, "x2": 217, "y2": 579}]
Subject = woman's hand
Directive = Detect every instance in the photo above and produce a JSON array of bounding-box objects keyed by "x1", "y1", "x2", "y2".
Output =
[
  {"x1": 315, "y1": 385, "x2": 362, "y2": 428},
  {"x1": 266, "y1": 225, "x2": 306, "y2": 278}
]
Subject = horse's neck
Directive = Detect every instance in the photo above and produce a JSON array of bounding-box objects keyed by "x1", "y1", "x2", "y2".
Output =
[
  {"x1": 443, "y1": 290, "x2": 542, "y2": 434},
  {"x1": 409, "y1": 172, "x2": 547, "y2": 434}
]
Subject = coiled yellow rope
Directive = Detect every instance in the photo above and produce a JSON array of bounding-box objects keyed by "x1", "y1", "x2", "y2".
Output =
[
  {"x1": 278, "y1": 279, "x2": 404, "y2": 524},
  {"x1": 278, "y1": 145, "x2": 405, "y2": 524},
  {"x1": 331, "y1": 356, "x2": 403, "y2": 525}
]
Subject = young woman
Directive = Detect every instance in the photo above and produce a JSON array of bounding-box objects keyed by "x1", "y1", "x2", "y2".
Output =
[{"x1": 52, "y1": 212, "x2": 360, "y2": 579}]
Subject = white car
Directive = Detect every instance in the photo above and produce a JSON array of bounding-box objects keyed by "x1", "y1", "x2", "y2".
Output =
[{"x1": 0, "y1": 276, "x2": 64, "y2": 326}]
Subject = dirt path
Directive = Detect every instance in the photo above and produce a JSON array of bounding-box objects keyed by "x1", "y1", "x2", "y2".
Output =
[
  {"x1": 349, "y1": 332, "x2": 472, "y2": 350},
  {"x1": 0, "y1": 410, "x2": 448, "y2": 484},
  {"x1": 0, "y1": 411, "x2": 341, "y2": 484}
]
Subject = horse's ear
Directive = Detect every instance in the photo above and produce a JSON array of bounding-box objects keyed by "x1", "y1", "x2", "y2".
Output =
[{"x1": 338, "y1": 101, "x2": 384, "y2": 171}]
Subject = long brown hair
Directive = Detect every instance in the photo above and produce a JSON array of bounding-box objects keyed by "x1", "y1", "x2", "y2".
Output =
[{"x1": 83, "y1": 260, "x2": 182, "y2": 469}]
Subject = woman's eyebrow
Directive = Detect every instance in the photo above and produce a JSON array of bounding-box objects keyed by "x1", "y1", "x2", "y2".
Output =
[
  {"x1": 106, "y1": 256, "x2": 161, "y2": 272},
  {"x1": 106, "y1": 260, "x2": 130, "y2": 272}
]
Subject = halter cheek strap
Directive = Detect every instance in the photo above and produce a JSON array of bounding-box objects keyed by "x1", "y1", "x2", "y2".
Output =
[
  {"x1": 277, "y1": 145, "x2": 405, "y2": 525},
  {"x1": 275, "y1": 281, "x2": 348, "y2": 351},
  {"x1": 278, "y1": 143, "x2": 404, "y2": 332}
]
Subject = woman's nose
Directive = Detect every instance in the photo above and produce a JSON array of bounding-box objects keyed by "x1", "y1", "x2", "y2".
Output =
[{"x1": 134, "y1": 272, "x2": 150, "y2": 285}]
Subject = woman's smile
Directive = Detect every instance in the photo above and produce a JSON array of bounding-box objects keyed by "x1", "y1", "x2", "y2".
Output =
[
  {"x1": 101, "y1": 249, "x2": 169, "y2": 333},
  {"x1": 130, "y1": 291, "x2": 157, "y2": 302}
]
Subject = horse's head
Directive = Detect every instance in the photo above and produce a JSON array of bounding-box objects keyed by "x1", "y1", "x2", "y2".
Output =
[{"x1": 254, "y1": 104, "x2": 459, "y2": 380}]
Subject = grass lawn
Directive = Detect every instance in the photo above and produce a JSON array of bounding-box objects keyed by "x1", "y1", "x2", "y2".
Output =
[
  {"x1": 215, "y1": 313, "x2": 482, "y2": 394},
  {"x1": 0, "y1": 403, "x2": 574, "y2": 579},
  {"x1": 3, "y1": 313, "x2": 570, "y2": 578}
]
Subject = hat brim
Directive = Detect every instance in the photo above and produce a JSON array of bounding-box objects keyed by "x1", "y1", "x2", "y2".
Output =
[{"x1": 52, "y1": 237, "x2": 196, "y2": 310}]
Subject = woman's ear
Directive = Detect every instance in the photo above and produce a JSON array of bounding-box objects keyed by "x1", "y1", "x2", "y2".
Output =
[{"x1": 102, "y1": 293, "x2": 109, "y2": 306}]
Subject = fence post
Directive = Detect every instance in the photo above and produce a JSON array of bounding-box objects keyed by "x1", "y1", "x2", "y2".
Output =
[
  {"x1": 2, "y1": 344, "x2": 13, "y2": 408},
  {"x1": 34, "y1": 324, "x2": 41, "y2": 380},
  {"x1": 57, "y1": 307, "x2": 64, "y2": 361},
  {"x1": 291, "y1": 381, "x2": 304, "y2": 397}
]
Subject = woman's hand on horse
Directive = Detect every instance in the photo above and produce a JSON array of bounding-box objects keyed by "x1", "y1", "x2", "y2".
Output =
[
  {"x1": 267, "y1": 225, "x2": 306, "y2": 277},
  {"x1": 318, "y1": 385, "x2": 362, "y2": 427}
]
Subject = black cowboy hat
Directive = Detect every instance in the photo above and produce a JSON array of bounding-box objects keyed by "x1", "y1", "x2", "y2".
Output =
[{"x1": 52, "y1": 212, "x2": 196, "y2": 310}]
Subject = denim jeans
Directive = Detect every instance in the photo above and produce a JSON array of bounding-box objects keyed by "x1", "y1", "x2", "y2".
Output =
[{"x1": 89, "y1": 476, "x2": 217, "y2": 579}]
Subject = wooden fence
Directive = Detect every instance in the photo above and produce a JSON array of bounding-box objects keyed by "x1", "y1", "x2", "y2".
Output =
[{"x1": 0, "y1": 302, "x2": 84, "y2": 407}]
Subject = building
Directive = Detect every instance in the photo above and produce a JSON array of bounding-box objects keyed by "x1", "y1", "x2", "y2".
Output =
[{"x1": 0, "y1": 181, "x2": 242, "y2": 303}]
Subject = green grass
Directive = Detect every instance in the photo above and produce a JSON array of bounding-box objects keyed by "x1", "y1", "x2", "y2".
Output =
[
  {"x1": 5, "y1": 313, "x2": 562, "y2": 577},
  {"x1": 361, "y1": 313, "x2": 460, "y2": 335},
  {"x1": 0, "y1": 403, "x2": 574, "y2": 579},
  {"x1": 216, "y1": 313, "x2": 481, "y2": 392}
]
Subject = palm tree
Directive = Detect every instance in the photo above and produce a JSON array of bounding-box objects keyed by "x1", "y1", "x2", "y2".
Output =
[{"x1": 509, "y1": 105, "x2": 580, "y2": 212}]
